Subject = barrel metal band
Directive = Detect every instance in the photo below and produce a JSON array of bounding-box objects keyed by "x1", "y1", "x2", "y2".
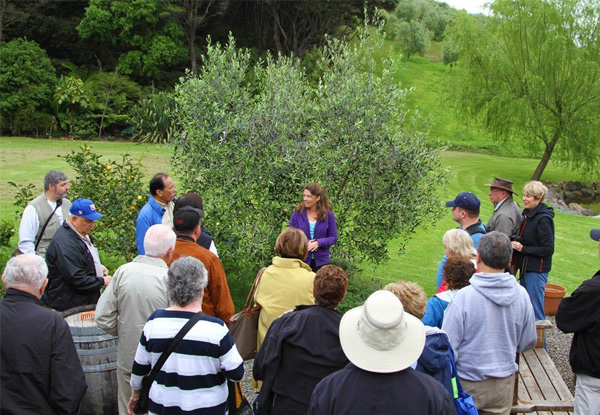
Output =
[
  {"x1": 76, "y1": 345, "x2": 118, "y2": 356},
  {"x1": 82, "y1": 362, "x2": 117, "y2": 373}
]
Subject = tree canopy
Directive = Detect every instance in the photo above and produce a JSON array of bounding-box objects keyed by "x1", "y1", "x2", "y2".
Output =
[
  {"x1": 449, "y1": 0, "x2": 600, "y2": 180},
  {"x1": 172, "y1": 29, "x2": 445, "y2": 276}
]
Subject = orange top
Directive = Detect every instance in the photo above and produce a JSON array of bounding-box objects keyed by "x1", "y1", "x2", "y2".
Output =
[{"x1": 168, "y1": 238, "x2": 235, "y2": 324}]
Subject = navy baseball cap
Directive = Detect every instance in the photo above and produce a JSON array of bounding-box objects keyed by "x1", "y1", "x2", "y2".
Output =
[
  {"x1": 70, "y1": 199, "x2": 103, "y2": 220},
  {"x1": 445, "y1": 192, "x2": 480, "y2": 212},
  {"x1": 591, "y1": 229, "x2": 600, "y2": 242}
]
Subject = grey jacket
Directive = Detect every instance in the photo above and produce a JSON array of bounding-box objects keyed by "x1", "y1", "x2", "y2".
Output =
[{"x1": 487, "y1": 197, "x2": 522, "y2": 237}]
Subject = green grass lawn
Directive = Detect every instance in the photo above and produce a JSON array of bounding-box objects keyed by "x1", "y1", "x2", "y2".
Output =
[
  {"x1": 0, "y1": 137, "x2": 171, "y2": 222},
  {"x1": 360, "y1": 151, "x2": 599, "y2": 296},
  {"x1": 2, "y1": 137, "x2": 597, "y2": 301}
]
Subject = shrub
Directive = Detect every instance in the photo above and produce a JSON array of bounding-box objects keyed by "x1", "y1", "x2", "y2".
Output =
[
  {"x1": 8, "y1": 182, "x2": 36, "y2": 220},
  {"x1": 172, "y1": 29, "x2": 445, "y2": 279},
  {"x1": 442, "y1": 39, "x2": 459, "y2": 66},
  {"x1": 0, "y1": 38, "x2": 58, "y2": 136},
  {"x1": 64, "y1": 146, "x2": 145, "y2": 261},
  {"x1": 0, "y1": 221, "x2": 16, "y2": 247},
  {"x1": 395, "y1": 20, "x2": 430, "y2": 59},
  {"x1": 129, "y1": 91, "x2": 180, "y2": 143}
]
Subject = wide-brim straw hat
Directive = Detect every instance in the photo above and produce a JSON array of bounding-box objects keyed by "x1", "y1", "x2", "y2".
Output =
[
  {"x1": 485, "y1": 177, "x2": 518, "y2": 195},
  {"x1": 339, "y1": 290, "x2": 425, "y2": 373}
]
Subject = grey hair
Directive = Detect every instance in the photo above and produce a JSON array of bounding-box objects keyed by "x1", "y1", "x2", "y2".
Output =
[
  {"x1": 144, "y1": 224, "x2": 176, "y2": 258},
  {"x1": 3, "y1": 254, "x2": 48, "y2": 291},
  {"x1": 44, "y1": 170, "x2": 67, "y2": 191},
  {"x1": 168, "y1": 256, "x2": 208, "y2": 307},
  {"x1": 478, "y1": 231, "x2": 513, "y2": 270}
]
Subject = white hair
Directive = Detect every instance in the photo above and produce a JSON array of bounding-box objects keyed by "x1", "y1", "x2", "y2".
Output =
[
  {"x1": 144, "y1": 224, "x2": 177, "y2": 258},
  {"x1": 443, "y1": 228, "x2": 477, "y2": 259},
  {"x1": 3, "y1": 254, "x2": 48, "y2": 291}
]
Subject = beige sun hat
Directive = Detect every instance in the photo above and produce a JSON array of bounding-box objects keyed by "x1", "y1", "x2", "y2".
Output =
[{"x1": 339, "y1": 290, "x2": 426, "y2": 373}]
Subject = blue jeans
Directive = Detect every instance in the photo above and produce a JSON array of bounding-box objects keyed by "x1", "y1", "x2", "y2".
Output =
[{"x1": 520, "y1": 271, "x2": 548, "y2": 321}]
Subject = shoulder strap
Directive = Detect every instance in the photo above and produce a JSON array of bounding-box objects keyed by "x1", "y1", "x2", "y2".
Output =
[
  {"x1": 448, "y1": 350, "x2": 463, "y2": 398},
  {"x1": 245, "y1": 267, "x2": 266, "y2": 308},
  {"x1": 143, "y1": 311, "x2": 205, "y2": 386},
  {"x1": 34, "y1": 201, "x2": 62, "y2": 252}
]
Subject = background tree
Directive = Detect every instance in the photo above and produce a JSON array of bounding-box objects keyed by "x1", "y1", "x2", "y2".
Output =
[
  {"x1": 0, "y1": 38, "x2": 57, "y2": 135},
  {"x1": 77, "y1": 0, "x2": 188, "y2": 82},
  {"x1": 172, "y1": 28, "x2": 445, "y2": 283},
  {"x1": 449, "y1": 0, "x2": 600, "y2": 180}
]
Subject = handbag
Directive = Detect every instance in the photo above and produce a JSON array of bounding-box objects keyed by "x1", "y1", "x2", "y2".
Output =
[
  {"x1": 229, "y1": 267, "x2": 266, "y2": 361},
  {"x1": 227, "y1": 380, "x2": 252, "y2": 415},
  {"x1": 133, "y1": 312, "x2": 204, "y2": 414},
  {"x1": 448, "y1": 351, "x2": 479, "y2": 415}
]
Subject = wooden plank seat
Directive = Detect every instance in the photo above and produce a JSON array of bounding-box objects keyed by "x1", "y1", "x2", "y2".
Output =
[{"x1": 511, "y1": 320, "x2": 574, "y2": 414}]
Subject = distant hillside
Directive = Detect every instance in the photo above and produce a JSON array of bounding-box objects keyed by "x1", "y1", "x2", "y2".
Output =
[{"x1": 374, "y1": 40, "x2": 534, "y2": 158}]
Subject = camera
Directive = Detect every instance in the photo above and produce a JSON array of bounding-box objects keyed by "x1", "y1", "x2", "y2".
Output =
[{"x1": 510, "y1": 235, "x2": 522, "y2": 243}]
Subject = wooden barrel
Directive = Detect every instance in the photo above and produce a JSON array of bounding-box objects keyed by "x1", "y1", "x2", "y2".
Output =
[{"x1": 62, "y1": 305, "x2": 118, "y2": 415}]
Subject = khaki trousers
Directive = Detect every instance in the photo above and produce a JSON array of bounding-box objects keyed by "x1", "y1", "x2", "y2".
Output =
[
  {"x1": 117, "y1": 367, "x2": 132, "y2": 415},
  {"x1": 461, "y1": 373, "x2": 515, "y2": 415}
]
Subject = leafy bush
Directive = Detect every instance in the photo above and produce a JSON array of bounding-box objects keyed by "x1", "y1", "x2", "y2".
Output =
[
  {"x1": 442, "y1": 39, "x2": 459, "y2": 66},
  {"x1": 395, "y1": 20, "x2": 430, "y2": 59},
  {"x1": 53, "y1": 71, "x2": 143, "y2": 139},
  {"x1": 0, "y1": 221, "x2": 16, "y2": 247},
  {"x1": 8, "y1": 182, "x2": 36, "y2": 220},
  {"x1": 172, "y1": 29, "x2": 445, "y2": 279},
  {"x1": 65, "y1": 146, "x2": 145, "y2": 261},
  {"x1": 129, "y1": 91, "x2": 180, "y2": 143},
  {"x1": 0, "y1": 38, "x2": 58, "y2": 136}
]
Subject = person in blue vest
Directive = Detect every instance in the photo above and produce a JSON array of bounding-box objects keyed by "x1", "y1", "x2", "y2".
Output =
[
  {"x1": 135, "y1": 173, "x2": 176, "y2": 254},
  {"x1": 436, "y1": 192, "x2": 486, "y2": 290}
]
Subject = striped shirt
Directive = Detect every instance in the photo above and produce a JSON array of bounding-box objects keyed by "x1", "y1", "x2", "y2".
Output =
[{"x1": 131, "y1": 309, "x2": 244, "y2": 415}]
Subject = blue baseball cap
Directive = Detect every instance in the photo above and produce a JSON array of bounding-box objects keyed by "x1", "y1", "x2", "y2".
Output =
[
  {"x1": 591, "y1": 229, "x2": 600, "y2": 242},
  {"x1": 70, "y1": 199, "x2": 104, "y2": 221},
  {"x1": 445, "y1": 192, "x2": 480, "y2": 212}
]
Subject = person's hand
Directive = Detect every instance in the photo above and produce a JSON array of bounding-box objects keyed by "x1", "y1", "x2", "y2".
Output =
[
  {"x1": 127, "y1": 389, "x2": 142, "y2": 415},
  {"x1": 103, "y1": 275, "x2": 112, "y2": 286},
  {"x1": 511, "y1": 241, "x2": 523, "y2": 252},
  {"x1": 308, "y1": 240, "x2": 319, "y2": 252},
  {"x1": 102, "y1": 265, "x2": 109, "y2": 276}
]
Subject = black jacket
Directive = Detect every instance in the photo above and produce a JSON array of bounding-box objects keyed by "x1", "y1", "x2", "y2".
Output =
[
  {"x1": 0, "y1": 288, "x2": 87, "y2": 414},
  {"x1": 512, "y1": 203, "x2": 555, "y2": 273},
  {"x1": 253, "y1": 305, "x2": 348, "y2": 415},
  {"x1": 555, "y1": 270, "x2": 600, "y2": 379},
  {"x1": 309, "y1": 364, "x2": 456, "y2": 415},
  {"x1": 45, "y1": 222, "x2": 104, "y2": 311}
]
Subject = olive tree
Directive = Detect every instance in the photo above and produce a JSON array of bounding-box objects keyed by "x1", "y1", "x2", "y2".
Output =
[{"x1": 172, "y1": 30, "x2": 445, "y2": 276}]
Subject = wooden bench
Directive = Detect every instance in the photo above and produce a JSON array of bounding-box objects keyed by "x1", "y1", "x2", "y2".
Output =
[{"x1": 511, "y1": 320, "x2": 574, "y2": 414}]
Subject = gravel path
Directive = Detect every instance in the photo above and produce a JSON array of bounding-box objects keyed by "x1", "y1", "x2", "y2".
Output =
[
  {"x1": 546, "y1": 316, "x2": 575, "y2": 395},
  {"x1": 240, "y1": 316, "x2": 576, "y2": 403}
]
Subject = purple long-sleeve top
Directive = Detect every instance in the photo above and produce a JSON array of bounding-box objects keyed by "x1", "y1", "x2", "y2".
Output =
[{"x1": 289, "y1": 210, "x2": 338, "y2": 267}]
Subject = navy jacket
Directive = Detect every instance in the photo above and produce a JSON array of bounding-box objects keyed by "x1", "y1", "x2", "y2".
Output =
[
  {"x1": 309, "y1": 363, "x2": 456, "y2": 415},
  {"x1": 0, "y1": 288, "x2": 87, "y2": 414},
  {"x1": 512, "y1": 203, "x2": 555, "y2": 273},
  {"x1": 416, "y1": 329, "x2": 454, "y2": 398},
  {"x1": 45, "y1": 222, "x2": 104, "y2": 311},
  {"x1": 254, "y1": 305, "x2": 348, "y2": 415},
  {"x1": 555, "y1": 270, "x2": 600, "y2": 379}
]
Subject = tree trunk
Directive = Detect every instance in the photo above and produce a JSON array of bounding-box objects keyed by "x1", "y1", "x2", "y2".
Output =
[{"x1": 532, "y1": 136, "x2": 559, "y2": 181}]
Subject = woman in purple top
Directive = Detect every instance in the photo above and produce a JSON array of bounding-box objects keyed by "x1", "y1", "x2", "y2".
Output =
[{"x1": 289, "y1": 183, "x2": 338, "y2": 272}]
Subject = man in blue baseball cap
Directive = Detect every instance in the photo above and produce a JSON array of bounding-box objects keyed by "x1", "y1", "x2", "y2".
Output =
[
  {"x1": 45, "y1": 198, "x2": 112, "y2": 311},
  {"x1": 435, "y1": 192, "x2": 487, "y2": 291}
]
